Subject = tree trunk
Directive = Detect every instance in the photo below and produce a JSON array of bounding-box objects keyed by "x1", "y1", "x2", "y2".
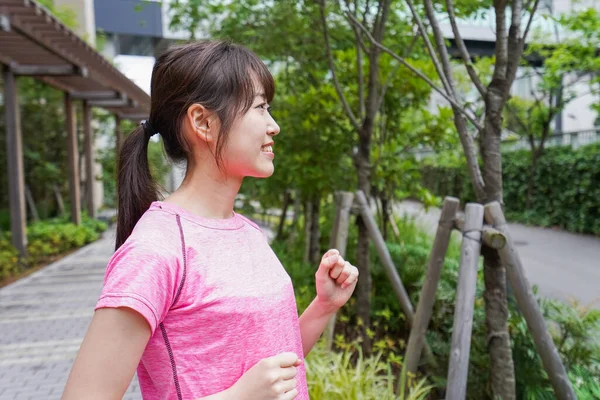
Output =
[
  {"x1": 481, "y1": 88, "x2": 516, "y2": 400},
  {"x1": 355, "y1": 134, "x2": 373, "y2": 354},
  {"x1": 277, "y1": 189, "x2": 292, "y2": 241},
  {"x1": 309, "y1": 196, "x2": 321, "y2": 265},
  {"x1": 288, "y1": 190, "x2": 301, "y2": 245},
  {"x1": 303, "y1": 200, "x2": 313, "y2": 264},
  {"x1": 381, "y1": 195, "x2": 390, "y2": 241}
]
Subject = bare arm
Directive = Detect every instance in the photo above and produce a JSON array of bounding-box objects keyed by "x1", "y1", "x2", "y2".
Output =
[
  {"x1": 298, "y1": 298, "x2": 336, "y2": 357},
  {"x1": 63, "y1": 307, "x2": 299, "y2": 400},
  {"x1": 62, "y1": 307, "x2": 152, "y2": 400}
]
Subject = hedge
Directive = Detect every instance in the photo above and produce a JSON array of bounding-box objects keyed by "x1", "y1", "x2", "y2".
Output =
[
  {"x1": 421, "y1": 143, "x2": 600, "y2": 235},
  {"x1": 0, "y1": 215, "x2": 108, "y2": 280}
]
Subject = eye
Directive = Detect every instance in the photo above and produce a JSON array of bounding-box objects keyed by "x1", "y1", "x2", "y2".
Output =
[{"x1": 256, "y1": 102, "x2": 271, "y2": 113}]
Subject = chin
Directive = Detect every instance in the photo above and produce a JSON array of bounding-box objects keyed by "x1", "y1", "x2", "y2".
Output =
[{"x1": 249, "y1": 166, "x2": 275, "y2": 179}]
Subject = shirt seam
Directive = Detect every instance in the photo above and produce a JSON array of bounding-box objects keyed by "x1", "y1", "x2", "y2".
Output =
[
  {"x1": 236, "y1": 214, "x2": 264, "y2": 234},
  {"x1": 97, "y1": 292, "x2": 159, "y2": 329},
  {"x1": 147, "y1": 208, "x2": 244, "y2": 231}
]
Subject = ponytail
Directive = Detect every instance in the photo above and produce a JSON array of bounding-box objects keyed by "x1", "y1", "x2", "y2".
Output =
[{"x1": 115, "y1": 123, "x2": 158, "y2": 249}]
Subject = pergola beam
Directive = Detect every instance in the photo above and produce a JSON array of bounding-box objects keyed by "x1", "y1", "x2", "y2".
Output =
[
  {"x1": 70, "y1": 90, "x2": 120, "y2": 100},
  {"x1": 119, "y1": 113, "x2": 148, "y2": 121},
  {"x1": 3, "y1": 65, "x2": 27, "y2": 257},
  {"x1": 88, "y1": 95, "x2": 131, "y2": 108},
  {"x1": 9, "y1": 11, "x2": 87, "y2": 74},
  {"x1": 10, "y1": 62, "x2": 88, "y2": 76},
  {"x1": 64, "y1": 92, "x2": 81, "y2": 225}
]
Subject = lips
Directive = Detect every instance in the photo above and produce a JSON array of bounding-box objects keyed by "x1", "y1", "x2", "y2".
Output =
[{"x1": 261, "y1": 143, "x2": 274, "y2": 153}]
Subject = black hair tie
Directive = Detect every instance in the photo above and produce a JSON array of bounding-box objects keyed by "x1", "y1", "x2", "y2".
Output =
[{"x1": 141, "y1": 120, "x2": 159, "y2": 139}]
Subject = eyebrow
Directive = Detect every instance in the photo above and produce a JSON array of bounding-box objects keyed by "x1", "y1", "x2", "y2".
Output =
[{"x1": 255, "y1": 93, "x2": 267, "y2": 101}]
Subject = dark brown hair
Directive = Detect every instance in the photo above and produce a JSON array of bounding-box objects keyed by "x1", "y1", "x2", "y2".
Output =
[{"x1": 115, "y1": 40, "x2": 275, "y2": 249}]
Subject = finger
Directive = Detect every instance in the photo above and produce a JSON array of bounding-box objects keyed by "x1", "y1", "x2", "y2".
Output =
[
  {"x1": 321, "y1": 249, "x2": 339, "y2": 261},
  {"x1": 327, "y1": 254, "x2": 346, "y2": 277},
  {"x1": 277, "y1": 378, "x2": 297, "y2": 393},
  {"x1": 318, "y1": 253, "x2": 342, "y2": 277},
  {"x1": 341, "y1": 267, "x2": 359, "y2": 289},
  {"x1": 271, "y1": 352, "x2": 299, "y2": 368},
  {"x1": 279, "y1": 366, "x2": 297, "y2": 380},
  {"x1": 335, "y1": 262, "x2": 353, "y2": 285},
  {"x1": 281, "y1": 388, "x2": 299, "y2": 400}
]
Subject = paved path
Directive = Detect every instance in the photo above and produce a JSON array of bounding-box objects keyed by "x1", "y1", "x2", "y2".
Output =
[
  {"x1": 0, "y1": 228, "x2": 141, "y2": 400},
  {"x1": 395, "y1": 200, "x2": 600, "y2": 308}
]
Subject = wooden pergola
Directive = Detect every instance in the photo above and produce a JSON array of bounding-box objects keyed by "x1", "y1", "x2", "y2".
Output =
[{"x1": 0, "y1": 0, "x2": 150, "y2": 256}]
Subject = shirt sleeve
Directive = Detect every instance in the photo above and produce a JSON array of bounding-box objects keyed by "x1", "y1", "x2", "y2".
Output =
[{"x1": 95, "y1": 236, "x2": 183, "y2": 335}]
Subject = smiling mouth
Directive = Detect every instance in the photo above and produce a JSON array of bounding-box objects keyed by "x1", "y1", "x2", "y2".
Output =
[{"x1": 261, "y1": 145, "x2": 273, "y2": 153}]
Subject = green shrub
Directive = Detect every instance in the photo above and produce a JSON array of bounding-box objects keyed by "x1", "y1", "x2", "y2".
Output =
[
  {"x1": 306, "y1": 342, "x2": 432, "y2": 400},
  {"x1": 421, "y1": 143, "x2": 600, "y2": 235},
  {"x1": 0, "y1": 235, "x2": 21, "y2": 280},
  {"x1": 0, "y1": 215, "x2": 108, "y2": 281}
]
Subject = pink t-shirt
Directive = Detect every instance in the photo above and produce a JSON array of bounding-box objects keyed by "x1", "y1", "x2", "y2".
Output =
[{"x1": 96, "y1": 201, "x2": 309, "y2": 399}]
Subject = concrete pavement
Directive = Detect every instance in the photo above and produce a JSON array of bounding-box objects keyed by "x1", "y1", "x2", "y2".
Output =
[{"x1": 395, "y1": 200, "x2": 600, "y2": 308}]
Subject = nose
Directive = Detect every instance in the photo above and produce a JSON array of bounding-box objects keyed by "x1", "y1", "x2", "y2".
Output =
[{"x1": 267, "y1": 114, "x2": 280, "y2": 137}]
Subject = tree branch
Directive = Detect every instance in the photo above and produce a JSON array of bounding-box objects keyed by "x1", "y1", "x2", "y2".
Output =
[
  {"x1": 346, "y1": 12, "x2": 484, "y2": 131},
  {"x1": 319, "y1": 0, "x2": 361, "y2": 131},
  {"x1": 404, "y1": 0, "x2": 454, "y2": 97},
  {"x1": 376, "y1": 33, "x2": 419, "y2": 112},
  {"x1": 493, "y1": 0, "x2": 509, "y2": 81},
  {"x1": 506, "y1": 0, "x2": 525, "y2": 89},
  {"x1": 364, "y1": 0, "x2": 392, "y2": 129},
  {"x1": 445, "y1": 0, "x2": 487, "y2": 96},
  {"x1": 420, "y1": 0, "x2": 462, "y2": 97},
  {"x1": 346, "y1": 0, "x2": 366, "y2": 118},
  {"x1": 523, "y1": 0, "x2": 541, "y2": 43}
]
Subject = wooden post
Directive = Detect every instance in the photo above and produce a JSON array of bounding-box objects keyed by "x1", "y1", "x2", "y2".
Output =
[
  {"x1": 3, "y1": 66, "x2": 27, "y2": 256},
  {"x1": 65, "y1": 92, "x2": 81, "y2": 225},
  {"x1": 355, "y1": 190, "x2": 437, "y2": 367},
  {"x1": 324, "y1": 192, "x2": 355, "y2": 351},
  {"x1": 115, "y1": 113, "x2": 123, "y2": 154},
  {"x1": 83, "y1": 101, "x2": 96, "y2": 219},
  {"x1": 404, "y1": 197, "x2": 459, "y2": 377},
  {"x1": 355, "y1": 190, "x2": 415, "y2": 324},
  {"x1": 455, "y1": 217, "x2": 507, "y2": 250},
  {"x1": 446, "y1": 203, "x2": 484, "y2": 399},
  {"x1": 484, "y1": 202, "x2": 576, "y2": 400}
]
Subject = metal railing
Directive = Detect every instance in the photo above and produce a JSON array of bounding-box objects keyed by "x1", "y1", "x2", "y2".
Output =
[
  {"x1": 501, "y1": 127, "x2": 600, "y2": 152},
  {"x1": 410, "y1": 127, "x2": 600, "y2": 160}
]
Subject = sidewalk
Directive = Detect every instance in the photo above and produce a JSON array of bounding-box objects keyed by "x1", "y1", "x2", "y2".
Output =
[
  {"x1": 395, "y1": 200, "x2": 600, "y2": 308},
  {"x1": 0, "y1": 227, "x2": 141, "y2": 400}
]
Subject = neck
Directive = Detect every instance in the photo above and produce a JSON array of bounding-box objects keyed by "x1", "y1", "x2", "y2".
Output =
[{"x1": 165, "y1": 156, "x2": 242, "y2": 219}]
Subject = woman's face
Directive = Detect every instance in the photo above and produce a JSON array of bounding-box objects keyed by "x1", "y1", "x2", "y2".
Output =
[{"x1": 221, "y1": 85, "x2": 280, "y2": 180}]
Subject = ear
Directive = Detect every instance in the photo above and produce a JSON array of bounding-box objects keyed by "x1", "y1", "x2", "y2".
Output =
[{"x1": 185, "y1": 103, "x2": 217, "y2": 144}]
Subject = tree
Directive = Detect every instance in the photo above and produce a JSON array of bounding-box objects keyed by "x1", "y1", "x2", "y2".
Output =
[
  {"x1": 346, "y1": 0, "x2": 548, "y2": 396},
  {"x1": 317, "y1": 0, "x2": 428, "y2": 352}
]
